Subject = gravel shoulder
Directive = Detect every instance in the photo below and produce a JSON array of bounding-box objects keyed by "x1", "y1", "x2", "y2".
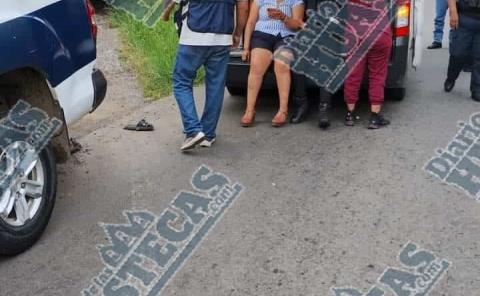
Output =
[{"x1": 69, "y1": 10, "x2": 149, "y2": 138}]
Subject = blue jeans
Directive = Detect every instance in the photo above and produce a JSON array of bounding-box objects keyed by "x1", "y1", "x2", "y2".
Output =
[
  {"x1": 173, "y1": 45, "x2": 230, "y2": 140},
  {"x1": 448, "y1": 15, "x2": 480, "y2": 93},
  {"x1": 433, "y1": 0, "x2": 448, "y2": 43}
]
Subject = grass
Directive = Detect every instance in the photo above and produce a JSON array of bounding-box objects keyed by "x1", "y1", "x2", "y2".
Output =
[{"x1": 108, "y1": 9, "x2": 204, "y2": 99}]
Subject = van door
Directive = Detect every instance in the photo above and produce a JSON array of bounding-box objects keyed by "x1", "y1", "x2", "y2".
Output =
[{"x1": 411, "y1": 0, "x2": 424, "y2": 68}]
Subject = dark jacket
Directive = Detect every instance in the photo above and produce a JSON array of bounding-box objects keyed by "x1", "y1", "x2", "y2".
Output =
[{"x1": 458, "y1": 0, "x2": 480, "y2": 19}]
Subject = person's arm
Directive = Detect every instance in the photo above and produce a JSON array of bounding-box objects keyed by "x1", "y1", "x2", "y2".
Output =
[
  {"x1": 267, "y1": 4, "x2": 305, "y2": 31},
  {"x1": 448, "y1": 0, "x2": 459, "y2": 29},
  {"x1": 284, "y1": 3, "x2": 305, "y2": 30},
  {"x1": 233, "y1": 0, "x2": 250, "y2": 48},
  {"x1": 242, "y1": 0, "x2": 260, "y2": 61},
  {"x1": 283, "y1": 16, "x2": 305, "y2": 31}
]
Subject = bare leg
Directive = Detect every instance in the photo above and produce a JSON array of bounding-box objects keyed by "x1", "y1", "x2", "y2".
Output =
[
  {"x1": 241, "y1": 48, "x2": 273, "y2": 126},
  {"x1": 371, "y1": 105, "x2": 381, "y2": 113},
  {"x1": 245, "y1": 48, "x2": 273, "y2": 112},
  {"x1": 273, "y1": 59, "x2": 291, "y2": 114}
]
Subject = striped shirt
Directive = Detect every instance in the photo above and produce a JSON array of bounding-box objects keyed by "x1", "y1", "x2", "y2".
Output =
[{"x1": 254, "y1": 0, "x2": 304, "y2": 37}]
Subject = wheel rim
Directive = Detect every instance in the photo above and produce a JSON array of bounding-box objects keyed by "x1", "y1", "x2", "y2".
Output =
[{"x1": 0, "y1": 142, "x2": 45, "y2": 227}]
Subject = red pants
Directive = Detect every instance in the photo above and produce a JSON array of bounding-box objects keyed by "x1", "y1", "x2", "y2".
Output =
[{"x1": 344, "y1": 27, "x2": 393, "y2": 106}]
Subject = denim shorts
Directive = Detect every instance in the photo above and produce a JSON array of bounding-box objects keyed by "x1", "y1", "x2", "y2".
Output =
[{"x1": 250, "y1": 31, "x2": 290, "y2": 53}]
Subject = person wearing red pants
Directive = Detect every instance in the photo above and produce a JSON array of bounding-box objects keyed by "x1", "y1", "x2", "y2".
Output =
[{"x1": 344, "y1": 25, "x2": 393, "y2": 129}]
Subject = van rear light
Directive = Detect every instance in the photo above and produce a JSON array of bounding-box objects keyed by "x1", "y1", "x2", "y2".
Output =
[
  {"x1": 395, "y1": 1, "x2": 410, "y2": 37},
  {"x1": 86, "y1": 0, "x2": 98, "y2": 40}
]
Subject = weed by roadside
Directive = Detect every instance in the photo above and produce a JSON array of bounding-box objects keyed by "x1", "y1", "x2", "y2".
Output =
[{"x1": 108, "y1": 9, "x2": 204, "y2": 99}]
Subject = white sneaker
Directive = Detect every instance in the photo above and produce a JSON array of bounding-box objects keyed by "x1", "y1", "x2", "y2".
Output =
[
  {"x1": 199, "y1": 138, "x2": 216, "y2": 148},
  {"x1": 180, "y1": 132, "x2": 205, "y2": 151}
]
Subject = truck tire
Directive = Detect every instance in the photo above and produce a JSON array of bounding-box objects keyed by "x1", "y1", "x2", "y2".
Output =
[{"x1": 0, "y1": 145, "x2": 57, "y2": 256}]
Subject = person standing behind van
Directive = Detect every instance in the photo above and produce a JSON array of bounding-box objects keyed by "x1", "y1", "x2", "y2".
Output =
[
  {"x1": 428, "y1": 0, "x2": 448, "y2": 49},
  {"x1": 426, "y1": 0, "x2": 473, "y2": 72},
  {"x1": 173, "y1": 0, "x2": 249, "y2": 151},
  {"x1": 444, "y1": 0, "x2": 480, "y2": 102},
  {"x1": 343, "y1": 0, "x2": 393, "y2": 129}
]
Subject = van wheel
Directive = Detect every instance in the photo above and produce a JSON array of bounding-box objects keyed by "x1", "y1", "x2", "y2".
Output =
[
  {"x1": 386, "y1": 88, "x2": 406, "y2": 101},
  {"x1": 227, "y1": 86, "x2": 246, "y2": 97},
  {"x1": 0, "y1": 144, "x2": 56, "y2": 256}
]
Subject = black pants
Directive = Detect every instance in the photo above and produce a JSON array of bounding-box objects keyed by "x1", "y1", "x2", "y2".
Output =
[
  {"x1": 447, "y1": 14, "x2": 480, "y2": 93},
  {"x1": 292, "y1": 73, "x2": 332, "y2": 103}
]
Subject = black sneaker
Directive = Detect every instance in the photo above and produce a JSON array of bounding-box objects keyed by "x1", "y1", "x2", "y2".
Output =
[
  {"x1": 444, "y1": 79, "x2": 455, "y2": 92},
  {"x1": 427, "y1": 42, "x2": 442, "y2": 49},
  {"x1": 368, "y1": 112, "x2": 390, "y2": 129},
  {"x1": 344, "y1": 111, "x2": 358, "y2": 126}
]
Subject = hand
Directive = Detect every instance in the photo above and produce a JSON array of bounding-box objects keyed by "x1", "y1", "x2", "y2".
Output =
[
  {"x1": 232, "y1": 33, "x2": 242, "y2": 48},
  {"x1": 450, "y1": 10, "x2": 459, "y2": 29},
  {"x1": 242, "y1": 49, "x2": 250, "y2": 62},
  {"x1": 267, "y1": 8, "x2": 287, "y2": 21}
]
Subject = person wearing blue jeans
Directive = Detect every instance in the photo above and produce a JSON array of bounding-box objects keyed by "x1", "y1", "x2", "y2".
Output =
[
  {"x1": 174, "y1": 46, "x2": 230, "y2": 147},
  {"x1": 444, "y1": 0, "x2": 480, "y2": 102},
  {"x1": 173, "y1": 0, "x2": 248, "y2": 151},
  {"x1": 428, "y1": 0, "x2": 449, "y2": 49}
]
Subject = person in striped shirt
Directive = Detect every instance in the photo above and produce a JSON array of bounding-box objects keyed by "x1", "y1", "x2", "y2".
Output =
[{"x1": 240, "y1": 0, "x2": 305, "y2": 127}]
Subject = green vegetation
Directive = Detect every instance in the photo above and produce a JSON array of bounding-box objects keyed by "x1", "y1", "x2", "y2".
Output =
[{"x1": 109, "y1": 9, "x2": 204, "y2": 99}]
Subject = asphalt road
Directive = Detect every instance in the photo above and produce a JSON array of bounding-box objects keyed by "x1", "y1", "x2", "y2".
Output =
[{"x1": 1, "y1": 4, "x2": 480, "y2": 296}]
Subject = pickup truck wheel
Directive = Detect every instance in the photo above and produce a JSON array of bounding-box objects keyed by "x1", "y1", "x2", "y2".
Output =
[
  {"x1": 227, "y1": 86, "x2": 247, "y2": 97},
  {"x1": 0, "y1": 144, "x2": 56, "y2": 256}
]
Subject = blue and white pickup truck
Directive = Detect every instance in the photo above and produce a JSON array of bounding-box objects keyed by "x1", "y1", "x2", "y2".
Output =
[{"x1": 0, "y1": 0, "x2": 107, "y2": 255}]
